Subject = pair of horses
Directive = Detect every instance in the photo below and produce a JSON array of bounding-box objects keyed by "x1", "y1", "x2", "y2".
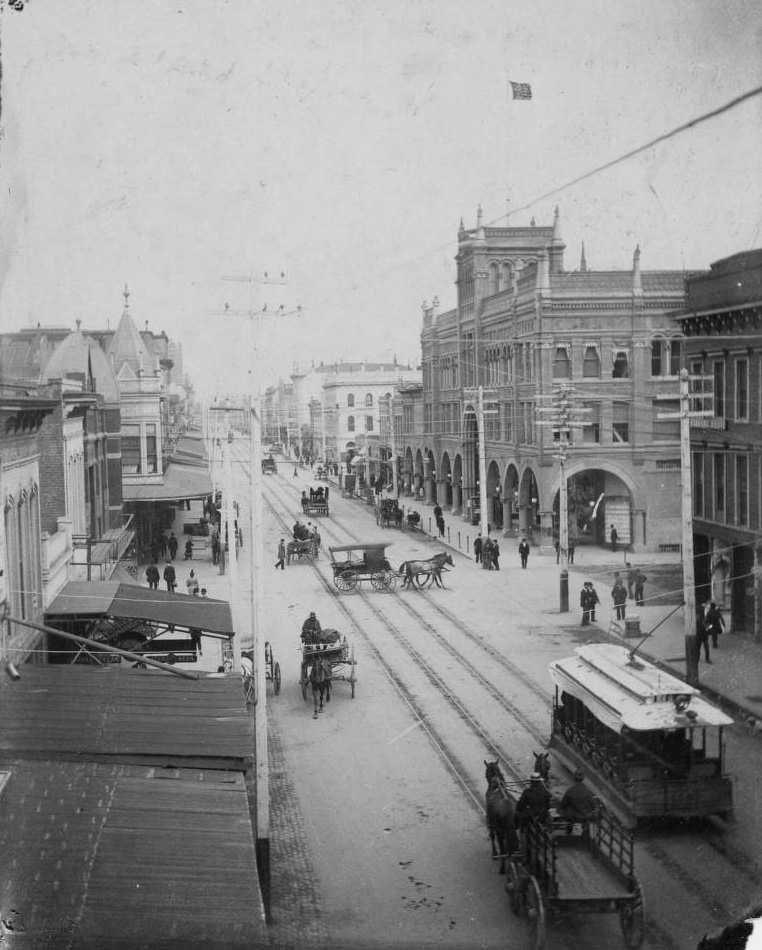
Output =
[
  {"x1": 398, "y1": 551, "x2": 454, "y2": 589},
  {"x1": 485, "y1": 752, "x2": 551, "y2": 874}
]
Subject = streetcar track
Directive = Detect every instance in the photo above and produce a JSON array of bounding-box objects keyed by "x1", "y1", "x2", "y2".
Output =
[{"x1": 258, "y1": 464, "x2": 762, "y2": 944}]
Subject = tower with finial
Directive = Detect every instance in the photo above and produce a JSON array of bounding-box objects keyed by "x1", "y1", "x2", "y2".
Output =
[
  {"x1": 580, "y1": 242, "x2": 587, "y2": 273},
  {"x1": 632, "y1": 244, "x2": 643, "y2": 298}
]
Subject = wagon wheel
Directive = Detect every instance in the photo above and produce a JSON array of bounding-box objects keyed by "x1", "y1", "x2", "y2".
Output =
[
  {"x1": 505, "y1": 859, "x2": 523, "y2": 914},
  {"x1": 334, "y1": 570, "x2": 358, "y2": 592},
  {"x1": 370, "y1": 571, "x2": 388, "y2": 590},
  {"x1": 620, "y1": 884, "x2": 645, "y2": 948},
  {"x1": 383, "y1": 570, "x2": 397, "y2": 591},
  {"x1": 300, "y1": 662, "x2": 308, "y2": 700},
  {"x1": 523, "y1": 876, "x2": 546, "y2": 950},
  {"x1": 273, "y1": 662, "x2": 282, "y2": 695},
  {"x1": 349, "y1": 643, "x2": 357, "y2": 697}
]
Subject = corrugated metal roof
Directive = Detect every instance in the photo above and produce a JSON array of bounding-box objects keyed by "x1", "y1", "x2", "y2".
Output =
[
  {"x1": 0, "y1": 666, "x2": 253, "y2": 768},
  {"x1": 0, "y1": 760, "x2": 266, "y2": 949}
]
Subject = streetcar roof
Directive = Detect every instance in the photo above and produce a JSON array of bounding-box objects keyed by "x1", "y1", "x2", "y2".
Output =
[
  {"x1": 329, "y1": 543, "x2": 393, "y2": 554},
  {"x1": 550, "y1": 644, "x2": 733, "y2": 732}
]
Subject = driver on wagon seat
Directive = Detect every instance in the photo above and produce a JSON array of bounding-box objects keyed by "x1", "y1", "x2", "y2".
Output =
[
  {"x1": 301, "y1": 612, "x2": 322, "y2": 645},
  {"x1": 558, "y1": 770, "x2": 597, "y2": 826}
]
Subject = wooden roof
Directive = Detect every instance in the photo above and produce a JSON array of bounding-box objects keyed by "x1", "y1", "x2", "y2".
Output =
[{"x1": 0, "y1": 665, "x2": 253, "y2": 769}]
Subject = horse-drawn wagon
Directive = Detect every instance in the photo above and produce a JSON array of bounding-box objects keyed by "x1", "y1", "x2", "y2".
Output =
[
  {"x1": 241, "y1": 643, "x2": 281, "y2": 707},
  {"x1": 485, "y1": 761, "x2": 644, "y2": 950},
  {"x1": 287, "y1": 537, "x2": 319, "y2": 564},
  {"x1": 300, "y1": 630, "x2": 356, "y2": 717},
  {"x1": 329, "y1": 542, "x2": 397, "y2": 592},
  {"x1": 375, "y1": 497, "x2": 404, "y2": 528},
  {"x1": 262, "y1": 456, "x2": 277, "y2": 474}
]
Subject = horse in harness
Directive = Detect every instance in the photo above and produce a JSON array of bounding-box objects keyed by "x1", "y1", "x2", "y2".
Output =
[
  {"x1": 484, "y1": 760, "x2": 519, "y2": 874},
  {"x1": 398, "y1": 551, "x2": 454, "y2": 589},
  {"x1": 308, "y1": 654, "x2": 332, "y2": 718}
]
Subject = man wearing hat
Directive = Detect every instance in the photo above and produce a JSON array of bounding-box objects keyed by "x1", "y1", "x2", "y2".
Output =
[
  {"x1": 559, "y1": 770, "x2": 597, "y2": 826},
  {"x1": 516, "y1": 772, "x2": 551, "y2": 829},
  {"x1": 301, "y1": 611, "x2": 322, "y2": 645}
]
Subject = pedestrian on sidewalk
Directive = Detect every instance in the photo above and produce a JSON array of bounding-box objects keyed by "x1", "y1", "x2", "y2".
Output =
[
  {"x1": 611, "y1": 577, "x2": 627, "y2": 620},
  {"x1": 473, "y1": 533, "x2": 483, "y2": 564},
  {"x1": 184, "y1": 538, "x2": 194, "y2": 560},
  {"x1": 483, "y1": 537, "x2": 494, "y2": 570},
  {"x1": 580, "y1": 583, "x2": 591, "y2": 625},
  {"x1": 705, "y1": 602, "x2": 725, "y2": 648},
  {"x1": 696, "y1": 607, "x2": 712, "y2": 663},
  {"x1": 211, "y1": 531, "x2": 220, "y2": 565},
  {"x1": 186, "y1": 570, "x2": 199, "y2": 595},
  {"x1": 610, "y1": 525, "x2": 618, "y2": 552},
  {"x1": 168, "y1": 533, "x2": 178, "y2": 560},
  {"x1": 275, "y1": 539, "x2": 286, "y2": 570},
  {"x1": 163, "y1": 561, "x2": 177, "y2": 592},
  {"x1": 492, "y1": 539, "x2": 500, "y2": 571},
  {"x1": 436, "y1": 513, "x2": 446, "y2": 537},
  {"x1": 555, "y1": 540, "x2": 561, "y2": 564},
  {"x1": 145, "y1": 562, "x2": 160, "y2": 589},
  {"x1": 568, "y1": 542, "x2": 575, "y2": 565},
  {"x1": 518, "y1": 537, "x2": 530, "y2": 569},
  {"x1": 633, "y1": 568, "x2": 647, "y2": 607},
  {"x1": 158, "y1": 534, "x2": 168, "y2": 558},
  {"x1": 586, "y1": 581, "x2": 600, "y2": 621},
  {"x1": 293, "y1": 465, "x2": 298, "y2": 477},
  {"x1": 626, "y1": 562, "x2": 635, "y2": 598}
]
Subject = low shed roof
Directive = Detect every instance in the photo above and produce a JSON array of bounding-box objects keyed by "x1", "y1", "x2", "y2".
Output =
[{"x1": 46, "y1": 581, "x2": 234, "y2": 636}]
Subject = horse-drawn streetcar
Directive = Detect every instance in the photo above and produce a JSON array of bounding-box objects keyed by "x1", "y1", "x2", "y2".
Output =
[
  {"x1": 329, "y1": 542, "x2": 397, "y2": 592},
  {"x1": 548, "y1": 643, "x2": 734, "y2": 828}
]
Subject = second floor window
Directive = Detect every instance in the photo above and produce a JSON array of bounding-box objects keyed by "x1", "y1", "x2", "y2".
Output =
[
  {"x1": 583, "y1": 346, "x2": 600, "y2": 378},
  {"x1": 121, "y1": 424, "x2": 142, "y2": 474},
  {"x1": 347, "y1": 416, "x2": 355, "y2": 432},
  {"x1": 366, "y1": 415, "x2": 374, "y2": 431},
  {"x1": 347, "y1": 394, "x2": 355, "y2": 408},
  {"x1": 612, "y1": 350, "x2": 629, "y2": 379},
  {"x1": 613, "y1": 402, "x2": 629, "y2": 443},
  {"x1": 552, "y1": 345, "x2": 571, "y2": 379},
  {"x1": 714, "y1": 454, "x2": 725, "y2": 514},
  {"x1": 735, "y1": 359, "x2": 748, "y2": 420},
  {"x1": 713, "y1": 361, "x2": 725, "y2": 417},
  {"x1": 365, "y1": 393, "x2": 373, "y2": 407},
  {"x1": 736, "y1": 455, "x2": 748, "y2": 525}
]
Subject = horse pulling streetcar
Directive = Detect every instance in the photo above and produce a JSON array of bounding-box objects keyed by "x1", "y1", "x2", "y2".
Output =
[{"x1": 548, "y1": 643, "x2": 734, "y2": 828}]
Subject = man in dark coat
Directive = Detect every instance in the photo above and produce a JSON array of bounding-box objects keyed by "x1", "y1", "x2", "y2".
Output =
[
  {"x1": 704, "y1": 602, "x2": 725, "y2": 648},
  {"x1": 163, "y1": 561, "x2": 177, "y2": 592},
  {"x1": 610, "y1": 525, "x2": 618, "y2": 551},
  {"x1": 518, "y1": 537, "x2": 530, "y2": 569},
  {"x1": 145, "y1": 562, "x2": 160, "y2": 590},
  {"x1": 559, "y1": 770, "x2": 597, "y2": 825},
  {"x1": 586, "y1": 581, "x2": 600, "y2": 621},
  {"x1": 516, "y1": 773, "x2": 551, "y2": 829},
  {"x1": 168, "y1": 532, "x2": 178, "y2": 560},
  {"x1": 473, "y1": 533, "x2": 482, "y2": 564},
  {"x1": 611, "y1": 577, "x2": 627, "y2": 620}
]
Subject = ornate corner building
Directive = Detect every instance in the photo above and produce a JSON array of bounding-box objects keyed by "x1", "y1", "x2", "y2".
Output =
[{"x1": 399, "y1": 207, "x2": 692, "y2": 553}]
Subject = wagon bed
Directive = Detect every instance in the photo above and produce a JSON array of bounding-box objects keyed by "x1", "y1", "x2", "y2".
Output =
[{"x1": 300, "y1": 632, "x2": 356, "y2": 698}]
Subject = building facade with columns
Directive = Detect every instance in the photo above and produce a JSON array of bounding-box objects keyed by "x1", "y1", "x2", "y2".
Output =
[{"x1": 397, "y1": 208, "x2": 695, "y2": 553}]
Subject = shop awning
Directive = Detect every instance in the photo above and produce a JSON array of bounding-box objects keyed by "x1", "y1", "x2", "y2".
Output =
[
  {"x1": 122, "y1": 462, "x2": 212, "y2": 503},
  {"x1": 46, "y1": 581, "x2": 234, "y2": 636}
]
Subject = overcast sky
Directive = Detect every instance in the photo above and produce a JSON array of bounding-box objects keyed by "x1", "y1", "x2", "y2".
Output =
[{"x1": 1, "y1": 0, "x2": 760, "y2": 399}]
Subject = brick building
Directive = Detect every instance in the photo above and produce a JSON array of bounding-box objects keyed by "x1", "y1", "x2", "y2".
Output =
[
  {"x1": 677, "y1": 249, "x2": 762, "y2": 636},
  {"x1": 398, "y1": 207, "x2": 694, "y2": 552}
]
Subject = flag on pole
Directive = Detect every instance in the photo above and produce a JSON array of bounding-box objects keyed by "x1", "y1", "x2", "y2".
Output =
[{"x1": 509, "y1": 81, "x2": 532, "y2": 100}]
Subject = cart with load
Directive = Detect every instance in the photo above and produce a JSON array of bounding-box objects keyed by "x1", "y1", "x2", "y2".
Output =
[
  {"x1": 375, "y1": 497, "x2": 404, "y2": 528},
  {"x1": 329, "y1": 542, "x2": 397, "y2": 592},
  {"x1": 507, "y1": 807, "x2": 644, "y2": 949},
  {"x1": 299, "y1": 629, "x2": 356, "y2": 699},
  {"x1": 262, "y1": 456, "x2": 277, "y2": 474}
]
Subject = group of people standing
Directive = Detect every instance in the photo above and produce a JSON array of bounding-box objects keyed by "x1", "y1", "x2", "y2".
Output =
[{"x1": 473, "y1": 533, "x2": 501, "y2": 570}]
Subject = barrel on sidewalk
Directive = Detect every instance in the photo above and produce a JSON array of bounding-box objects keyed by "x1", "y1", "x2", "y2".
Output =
[{"x1": 624, "y1": 615, "x2": 641, "y2": 638}]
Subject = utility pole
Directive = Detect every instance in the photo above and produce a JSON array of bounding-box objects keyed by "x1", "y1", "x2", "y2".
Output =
[
  {"x1": 222, "y1": 437, "x2": 242, "y2": 672},
  {"x1": 659, "y1": 368, "x2": 713, "y2": 686},
  {"x1": 211, "y1": 272, "x2": 299, "y2": 923},
  {"x1": 537, "y1": 385, "x2": 590, "y2": 612},
  {"x1": 477, "y1": 386, "x2": 489, "y2": 552}
]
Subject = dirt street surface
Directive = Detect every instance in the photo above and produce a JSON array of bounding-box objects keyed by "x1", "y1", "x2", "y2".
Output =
[{"x1": 201, "y1": 447, "x2": 762, "y2": 950}]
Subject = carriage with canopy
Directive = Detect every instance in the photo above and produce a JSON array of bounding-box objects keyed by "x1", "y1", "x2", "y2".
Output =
[
  {"x1": 548, "y1": 643, "x2": 734, "y2": 828},
  {"x1": 329, "y1": 542, "x2": 397, "y2": 592}
]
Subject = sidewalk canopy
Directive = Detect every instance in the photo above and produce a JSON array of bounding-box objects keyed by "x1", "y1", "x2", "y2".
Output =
[
  {"x1": 122, "y1": 461, "x2": 212, "y2": 503},
  {"x1": 46, "y1": 581, "x2": 234, "y2": 637}
]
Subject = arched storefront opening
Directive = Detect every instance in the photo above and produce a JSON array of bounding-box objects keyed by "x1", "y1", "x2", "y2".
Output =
[
  {"x1": 424, "y1": 448, "x2": 437, "y2": 504},
  {"x1": 414, "y1": 449, "x2": 424, "y2": 499},
  {"x1": 486, "y1": 461, "x2": 503, "y2": 529},
  {"x1": 403, "y1": 447, "x2": 414, "y2": 494},
  {"x1": 463, "y1": 408, "x2": 479, "y2": 523},
  {"x1": 518, "y1": 468, "x2": 540, "y2": 539},
  {"x1": 452, "y1": 454, "x2": 463, "y2": 514},
  {"x1": 504, "y1": 465, "x2": 519, "y2": 535}
]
